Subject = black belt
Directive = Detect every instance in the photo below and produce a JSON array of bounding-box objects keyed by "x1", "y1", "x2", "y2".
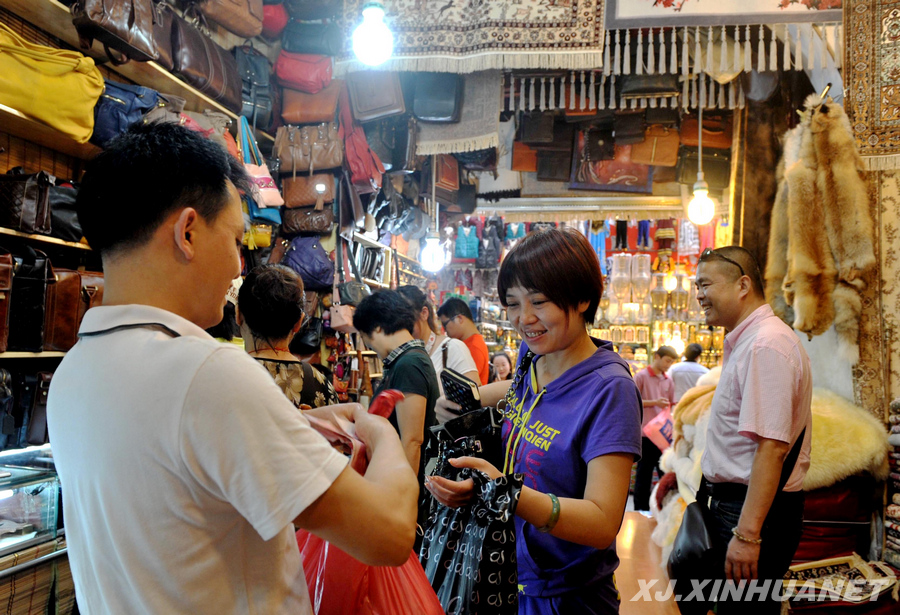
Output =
[{"x1": 700, "y1": 477, "x2": 805, "y2": 503}]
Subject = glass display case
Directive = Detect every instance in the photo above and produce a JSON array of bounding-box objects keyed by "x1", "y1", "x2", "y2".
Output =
[{"x1": 0, "y1": 465, "x2": 59, "y2": 558}]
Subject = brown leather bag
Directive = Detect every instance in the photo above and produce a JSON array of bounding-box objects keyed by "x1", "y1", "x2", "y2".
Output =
[
  {"x1": 283, "y1": 174, "x2": 335, "y2": 208},
  {"x1": 171, "y1": 14, "x2": 243, "y2": 113},
  {"x1": 72, "y1": 0, "x2": 175, "y2": 68},
  {"x1": 680, "y1": 115, "x2": 733, "y2": 150},
  {"x1": 0, "y1": 169, "x2": 53, "y2": 235},
  {"x1": 511, "y1": 141, "x2": 538, "y2": 172},
  {"x1": 631, "y1": 125, "x2": 680, "y2": 167},
  {"x1": 0, "y1": 250, "x2": 12, "y2": 354},
  {"x1": 43, "y1": 269, "x2": 104, "y2": 352},
  {"x1": 281, "y1": 81, "x2": 341, "y2": 125},
  {"x1": 347, "y1": 71, "x2": 406, "y2": 123},
  {"x1": 192, "y1": 0, "x2": 263, "y2": 38},
  {"x1": 282, "y1": 200, "x2": 335, "y2": 235},
  {"x1": 142, "y1": 93, "x2": 187, "y2": 125},
  {"x1": 274, "y1": 123, "x2": 343, "y2": 176}
]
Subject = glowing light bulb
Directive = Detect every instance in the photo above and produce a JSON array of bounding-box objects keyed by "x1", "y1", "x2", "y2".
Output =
[
  {"x1": 663, "y1": 273, "x2": 678, "y2": 293},
  {"x1": 352, "y1": 3, "x2": 394, "y2": 67},
  {"x1": 420, "y1": 234, "x2": 444, "y2": 273},
  {"x1": 688, "y1": 180, "x2": 715, "y2": 226}
]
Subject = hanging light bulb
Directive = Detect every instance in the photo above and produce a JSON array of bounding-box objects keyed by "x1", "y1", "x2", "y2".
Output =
[
  {"x1": 352, "y1": 2, "x2": 394, "y2": 67},
  {"x1": 688, "y1": 177, "x2": 715, "y2": 225},
  {"x1": 421, "y1": 233, "x2": 444, "y2": 273}
]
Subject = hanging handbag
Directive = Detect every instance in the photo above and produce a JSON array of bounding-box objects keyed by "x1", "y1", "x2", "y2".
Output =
[
  {"x1": 171, "y1": 13, "x2": 243, "y2": 113},
  {"x1": 190, "y1": 0, "x2": 263, "y2": 39},
  {"x1": 44, "y1": 268, "x2": 104, "y2": 352},
  {"x1": 519, "y1": 113, "x2": 555, "y2": 145},
  {"x1": 281, "y1": 81, "x2": 342, "y2": 125},
  {"x1": 274, "y1": 123, "x2": 343, "y2": 176},
  {"x1": 281, "y1": 21, "x2": 343, "y2": 57},
  {"x1": 0, "y1": 169, "x2": 53, "y2": 236},
  {"x1": 631, "y1": 125, "x2": 680, "y2": 167},
  {"x1": 7, "y1": 247, "x2": 52, "y2": 353},
  {"x1": 285, "y1": 0, "x2": 341, "y2": 19},
  {"x1": 92, "y1": 79, "x2": 161, "y2": 147},
  {"x1": 275, "y1": 52, "x2": 332, "y2": 95},
  {"x1": 536, "y1": 150, "x2": 572, "y2": 182},
  {"x1": 48, "y1": 181, "x2": 83, "y2": 243},
  {"x1": 239, "y1": 116, "x2": 284, "y2": 207},
  {"x1": 347, "y1": 71, "x2": 406, "y2": 123},
  {"x1": 613, "y1": 112, "x2": 646, "y2": 145},
  {"x1": 25, "y1": 373, "x2": 52, "y2": 447},
  {"x1": 262, "y1": 2, "x2": 289, "y2": 39},
  {"x1": 71, "y1": 0, "x2": 175, "y2": 67},
  {"x1": 680, "y1": 115, "x2": 733, "y2": 149},
  {"x1": 290, "y1": 316, "x2": 324, "y2": 355},
  {"x1": 0, "y1": 250, "x2": 12, "y2": 354},
  {"x1": 0, "y1": 21, "x2": 105, "y2": 144},
  {"x1": 336, "y1": 245, "x2": 372, "y2": 307},
  {"x1": 283, "y1": 174, "x2": 335, "y2": 208},
  {"x1": 283, "y1": 236, "x2": 335, "y2": 291},
  {"x1": 511, "y1": 141, "x2": 538, "y2": 172},
  {"x1": 676, "y1": 146, "x2": 731, "y2": 190},
  {"x1": 282, "y1": 174, "x2": 336, "y2": 235},
  {"x1": 282, "y1": 202, "x2": 334, "y2": 235},
  {"x1": 338, "y1": 82, "x2": 385, "y2": 195},
  {"x1": 585, "y1": 126, "x2": 616, "y2": 161},
  {"x1": 235, "y1": 45, "x2": 273, "y2": 129}
]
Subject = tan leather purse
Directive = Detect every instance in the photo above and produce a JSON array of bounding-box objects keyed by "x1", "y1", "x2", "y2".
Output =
[
  {"x1": 631, "y1": 125, "x2": 680, "y2": 167},
  {"x1": 281, "y1": 80, "x2": 341, "y2": 125},
  {"x1": 283, "y1": 174, "x2": 335, "y2": 208},
  {"x1": 274, "y1": 123, "x2": 343, "y2": 175}
]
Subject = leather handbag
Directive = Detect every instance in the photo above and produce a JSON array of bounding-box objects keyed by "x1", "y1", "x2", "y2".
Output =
[
  {"x1": 519, "y1": 113, "x2": 555, "y2": 145},
  {"x1": 282, "y1": 21, "x2": 343, "y2": 57},
  {"x1": 0, "y1": 250, "x2": 12, "y2": 354},
  {"x1": 91, "y1": 79, "x2": 160, "y2": 147},
  {"x1": 335, "y1": 238, "x2": 371, "y2": 307},
  {"x1": 511, "y1": 141, "x2": 538, "y2": 172},
  {"x1": 413, "y1": 73, "x2": 464, "y2": 123},
  {"x1": 283, "y1": 174, "x2": 335, "y2": 208},
  {"x1": 275, "y1": 52, "x2": 332, "y2": 94},
  {"x1": 455, "y1": 148, "x2": 498, "y2": 172},
  {"x1": 142, "y1": 92, "x2": 186, "y2": 125},
  {"x1": 536, "y1": 150, "x2": 572, "y2": 182},
  {"x1": 184, "y1": 110, "x2": 235, "y2": 157},
  {"x1": 532, "y1": 121, "x2": 576, "y2": 152},
  {"x1": 681, "y1": 115, "x2": 734, "y2": 150},
  {"x1": 281, "y1": 80, "x2": 341, "y2": 125},
  {"x1": 0, "y1": 169, "x2": 53, "y2": 236},
  {"x1": 676, "y1": 146, "x2": 731, "y2": 190},
  {"x1": 338, "y1": 82, "x2": 385, "y2": 195},
  {"x1": 48, "y1": 181, "x2": 83, "y2": 243},
  {"x1": 235, "y1": 45, "x2": 273, "y2": 129},
  {"x1": 614, "y1": 112, "x2": 646, "y2": 145},
  {"x1": 347, "y1": 71, "x2": 406, "y2": 123},
  {"x1": 285, "y1": 0, "x2": 341, "y2": 19},
  {"x1": 362, "y1": 115, "x2": 416, "y2": 174},
  {"x1": 274, "y1": 123, "x2": 343, "y2": 175},
  {"x1": 44, "y1": 269, "x2": 104, "y2": 352},
  {"x1": 282, "y1": 200, "x2": 335, "y2": 235},
  {"x1": 290, "y1": 316, "x2": 323, "y2": 355},
  {"x1": 171, "y1": 14, "x2": 243, "y2": 113},
  {"x1": 0, "y1": 21, "x2": 105, "y2": 144},
  {"x1": 191, "y1": 0, "x2": 263, "y2": 38},
  {"x1": 421, "y1": 155, "x2": 460, "y2": 206},
  {"x1": 7, "y1": 247, "x2": 51, "y2": 353},
  {"x1": 25, "y1": 372, "x2": 52, "y2": 446},
  {"x1": 283, "y1": 236, "x2": 335, "y2": 291},
  {"x1": 620, "y1": 74, "x2": 680, "y2": 103},
  {"x1": 71, "y1": 0, "x2": 174, "y2": 67},
  {"x1": 238, "y1": 116, "x2": 283, "y2": 207},
  {"x1": 585, "y1": 126, "x2": 615, "y2": 161},
  {"x1": 645, "y1": 108, "x2": 679, "y2": 126},
  {"x1": 262, "y1": 3, "x2": 289, "y2": 40},
  {"x1": 631, "y1": 125, "x2": 680, "y2": 167}
]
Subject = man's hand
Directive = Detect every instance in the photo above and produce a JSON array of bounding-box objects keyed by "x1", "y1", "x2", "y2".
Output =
[
  {"x1": 434, "y1": 395, "x2": 462, "y2": 424},
  {"x1": 725, "y1": 535, "x2": 761, "y2": 581}
]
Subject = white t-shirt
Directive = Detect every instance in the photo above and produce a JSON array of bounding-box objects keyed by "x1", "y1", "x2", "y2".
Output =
[
  {"x1": 426, "y1": 335, "x2": 478, "y2": 398},
  {"x1": 47, "y1": 305, "x2": 347, "y2": 615},
  {"x1": 668, "y1": 360, "x2": 710, "y2": 402}
]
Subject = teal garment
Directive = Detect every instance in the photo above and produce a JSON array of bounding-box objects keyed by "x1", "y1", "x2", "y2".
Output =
[
  {"x1": 455, "y1": 226, "x2": 480, "y2": 259},
  {"x1": 505, "y1": 222, "x2": 526, "y2": 241}
]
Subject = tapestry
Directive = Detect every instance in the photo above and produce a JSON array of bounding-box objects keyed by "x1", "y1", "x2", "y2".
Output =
[
  {"x1": 416, "y1": 70, "x2": 502, "y2": 155},
  {"x1": 845, "y1": 0, "x2": 900, "y2": 170},
  {"x1": 606, "y1": 0, "x2": 842, "y2": 28},
  {"x1": 336, "y1": 0, "x2": 606, "y2": 74}
]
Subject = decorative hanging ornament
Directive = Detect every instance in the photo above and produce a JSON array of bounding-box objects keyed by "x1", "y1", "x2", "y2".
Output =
[
  {"x1": 719, "y1": 26, "x2": 728, "y2": 72},
  {"x1": 636, "y1": 29, "x2": 644, "y2": 75},
  {"x1": 648, "y1": 28, "x2": 656, "y2": 75}
]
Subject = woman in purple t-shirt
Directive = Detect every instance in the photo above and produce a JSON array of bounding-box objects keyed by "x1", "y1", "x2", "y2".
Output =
[{"x1": 426, "y1": 228, "x2": 643, "y2": 614}]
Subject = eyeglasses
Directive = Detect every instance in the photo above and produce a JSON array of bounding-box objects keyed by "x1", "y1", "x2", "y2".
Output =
[{"x1": 699, "y1": 248, "x2": 745, "y2": 277}]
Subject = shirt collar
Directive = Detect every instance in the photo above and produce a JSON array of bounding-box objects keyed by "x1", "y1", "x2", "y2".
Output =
[
  {"x1": 724, "y1": 303, "x2": 774, "y2": 352},
  {"x1": 383, "y1": 339, "x2": 425, "y2": 368},
  {"x1": 79, "y1": 304, "x2": 212, "y2": 340},
  {"x1": 647, "y1": 366, "x2": 668, "y2": 379}
]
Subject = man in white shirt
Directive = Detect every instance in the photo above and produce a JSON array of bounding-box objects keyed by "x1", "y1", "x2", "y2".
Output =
[
  {"x1": 667, "y1": 342, "x2": 710, "y2": 402},
  {"x1": 47, "y1": 123, "x2": 417, "y2": 614}
]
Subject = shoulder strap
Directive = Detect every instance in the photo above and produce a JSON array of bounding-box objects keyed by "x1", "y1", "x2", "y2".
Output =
[
  {"x1": 346, "y1": 240, "x2": 365, "y2": 284},
  {"x1": 777, "y1": 427, "x2": 806, "y2": 492},
  {"x1": 441, "y1": 339, "x2": 449, "y2": 371}
]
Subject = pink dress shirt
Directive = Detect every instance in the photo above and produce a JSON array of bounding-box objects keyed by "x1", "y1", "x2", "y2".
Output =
[
  {"x1": 701, "y1": 304, "x2": 812, "y2": 492},
  {"x1": 634, "y1": 366, "x2": 675, "y2": 428}
]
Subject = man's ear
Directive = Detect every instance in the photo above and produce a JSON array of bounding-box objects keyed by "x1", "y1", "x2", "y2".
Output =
[
  {"x1": 738, "y1": 275, "x2": 753, "y2": 299},
  {"x1": 173, "y1": 208, "x2": 200, "y2": 261}
]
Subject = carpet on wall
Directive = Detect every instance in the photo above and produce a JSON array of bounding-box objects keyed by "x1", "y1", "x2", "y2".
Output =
[{"x1": 416, "y1": 70, "x2": 503, "y2": 155}]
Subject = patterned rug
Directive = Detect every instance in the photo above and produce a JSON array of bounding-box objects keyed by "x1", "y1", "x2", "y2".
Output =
[
  {"x1": 336, "y1": 0, "x2": 606, "y2": 74},
  {"x1": 845, "y1": 0, "x2": 900, "y2": 169},
  {"x1": 416, "y1": 70, "x2": 503, "y2": 155}
]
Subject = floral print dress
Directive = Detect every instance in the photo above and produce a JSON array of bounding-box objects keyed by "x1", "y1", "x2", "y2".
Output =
[{"x1": 255, "y1": 359, "x2": 339, "y2": 409}]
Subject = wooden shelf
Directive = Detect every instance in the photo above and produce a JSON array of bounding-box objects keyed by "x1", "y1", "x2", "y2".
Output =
[
  {"x1": 363, "y1": 278, "x2": 390, "y2": 289},
  {"x1": 370, "y1": 372, "x2": 383, "y2": 379},
  {"x1": 0, "y1": 227, "x2": 91, "y2": 250},
  {"x1": 0, "y1": 351, "x2": 66, "y2": 359},
  {"x1": 398, "y1": 268, "x2": 426, "y2": 280},
  {"x1": 352, "y1": 232, "x2": 387, "y2": 251},
  {"x1": 0, "y1": 104, "x2": 100, "y2": 160},
  {"x1": 3, "y1": 0, "x2": 273, "y2": 143}
]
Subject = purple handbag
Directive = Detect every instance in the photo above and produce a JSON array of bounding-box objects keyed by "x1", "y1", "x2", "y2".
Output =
[{"x1": 283, "y1": 236, "x2": 334, "y2": 291}]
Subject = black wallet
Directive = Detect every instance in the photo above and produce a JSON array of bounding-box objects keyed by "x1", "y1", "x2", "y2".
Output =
[{"x1": 440, "y1": 368, "x2": 482, "y2": 415}]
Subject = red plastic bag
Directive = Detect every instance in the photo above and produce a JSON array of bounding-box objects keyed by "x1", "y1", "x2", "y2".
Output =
[{"x1": 297, "y1": 390, "x2": 442, "y2": 614}]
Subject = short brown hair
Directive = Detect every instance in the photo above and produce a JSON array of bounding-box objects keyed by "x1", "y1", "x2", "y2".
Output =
[
  {"x1": 497, "y1": 228, "x2": 603, "y2": 325},
  {"x1": 655, "y1": 346, "x2": 679, "y2": 360}
]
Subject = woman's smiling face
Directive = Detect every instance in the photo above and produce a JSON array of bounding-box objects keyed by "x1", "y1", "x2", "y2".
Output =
[{"x1": 505, "y1": 285, "x2": 587, "y2": 354}]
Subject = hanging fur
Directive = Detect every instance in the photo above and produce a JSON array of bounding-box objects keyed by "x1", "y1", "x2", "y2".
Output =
[
  {"x1": 832, "y1": 282, "x2": 862, "y2": 364},
  {"x1": 784, "y1": 116, "x2": 837, "y2": 338}
]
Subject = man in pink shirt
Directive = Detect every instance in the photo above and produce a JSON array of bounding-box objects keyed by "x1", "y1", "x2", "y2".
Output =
[
  {"x1": 632, "y1": 346, "x2": 677, "y2": 512},
  {"x1": 682, "y1": 247, "x2": 812, "y2": 615}
]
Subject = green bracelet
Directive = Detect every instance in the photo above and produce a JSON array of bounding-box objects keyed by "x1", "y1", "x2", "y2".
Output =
[{"x1": 538, "y1": 493, "x2": 560, "y2": 533}]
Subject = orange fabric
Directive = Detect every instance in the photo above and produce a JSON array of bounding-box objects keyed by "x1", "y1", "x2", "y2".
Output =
[{"x1": 464, "y1": 333, "x2": 490, "y2": 385}]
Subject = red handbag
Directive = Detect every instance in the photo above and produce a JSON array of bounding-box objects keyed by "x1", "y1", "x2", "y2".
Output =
[
  {"x1": 275, "y1": 51, "x2": 332, "y2": 94},
  {"x1": 262, "y1": 3, "x2": 289, "y2": 40}
]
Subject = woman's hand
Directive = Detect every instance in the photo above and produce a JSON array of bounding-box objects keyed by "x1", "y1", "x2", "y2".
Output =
[
  {"x1": 424, "y1": 456, "x2": 502, "y2": 508},
  {"x1": 434, "y1": 395, "x2": 462, "y2": 424}
]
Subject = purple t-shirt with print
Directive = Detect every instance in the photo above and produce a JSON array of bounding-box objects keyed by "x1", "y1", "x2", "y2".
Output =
[{"x1": 502, "y1": 339, "x2": 642, "y2": 608}]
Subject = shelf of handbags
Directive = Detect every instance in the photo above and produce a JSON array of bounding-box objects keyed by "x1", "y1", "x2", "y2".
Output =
[
  {"x1": 0, "y1": 104, "x2": 101, "y2": 162},
  {"x1": 0, "y1": 228, "x2": 90, "y2": 252}
]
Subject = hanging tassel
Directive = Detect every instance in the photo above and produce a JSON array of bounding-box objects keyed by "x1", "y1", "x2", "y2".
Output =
[
  {"x1": 539, "y1": 77, "x2": 546, "y2": 111},
  {"x1": 694, "y1": 26, "x2": 702, "y2": 74},
  {"x1": 820, "y1": 26, "x2": 829, "y2": 71},
  {"x1": 834, "y1": 24, "x2": 842, "y2": 69},
  {"x1": 549, "y1": 77, "x2": 556, "y2": 110},
  {"x1": 691, "y1": 76, "x2": 698, "y2": 109},
  {"x1": 624, "y1": 30, "x2": 631, "y2": 75},
  {"x1": 733, "y1": 25, "x2": 742, "y2": 73},
  {"x1": 682, "y1": 75, "x2": 690, "y2": 109},
  {"x1": 603, "y1": 29, "x2": 612, "y2": 76},
  {"x1": 610, "y1": 75, "x2": 617, "y2": 110},
  {"x1": 639, "y1": 97, "x2": 646, "y2": 109},
  {"x1": 682, "y1": 27, "x2": 690, "y2": 76},
  {"x1": 813, "y1": 29, "x2": 822, "y2": 72},
  {"x1": 519, "y1": 75, "x2": 526, "y2": 111},
  {"x1": 598, "y1": 75, "x2": 607, "y2": 110},
  {"x1": 648, "y1": 28, "x2": 656, "y2": 74},
  {"x1": 650, "y1": 96, "x2": 657, "y2": 108},
  {"x1": 508, "y1": 75, "x2": 515, "y2": 111},
  {"x1": 589, "y1": 71, "x2": 596, "y2": 110},
  {"x1": 569, "y1": 71, "x2": 576, "y2": 109},
  {"x1": 718, "y1": 78, "x2": 725, "y2": 108},
  {"x1": 807, "y1": 25, "x2": 815, "y2": 70},
  {"x1": 758, "y1": 26, "x2": 765, "y2": 72},
  {"x1": 738, "y1": 79, "x2": 745, "y2": 108},
  {"x1": 614, "y1": 30, "x2": 622, "y2": 75},
  {"x1": 558, "y1": 75, "x2": 566, "y2": 108},
  {"x1": 719, "y1": 26, "x2": 728, "y2": 72},
  {"x1": 744, "y1": 25, "x2": 752, "y2": 72},
  {"x1": 728, "y1": 80, "x2": 736, "y2": 109},
  {"x1": 659, "y1": 29, "x2": 667, "y2": 74},
  {"x1": 769, "y1": 27, "x2": 778, "y2": 71},
  {"x1": 670, "y1": 28, "x2": 678, "y2": 74},
  {"x1": 529, "y1": 77, "x2": 536, "y2": 111},
  {"x1": 580, "y1": 71, "x2": 587, "y2": 110},
  {"x1": 636, "y1": 29, "x2": 643, "y2": 75},
  {"x1": 783, "y1": 25, "x2": 792, "y2": 71},
  {"x1": 708, "y1": 77, "x2": 716, "y2": 109},
  {"x1": 794, "y1": 25, "x2": 803, "y2": 70},
  {"x1": 706, "y1": 26, "x2": 714, "y2": 73}
]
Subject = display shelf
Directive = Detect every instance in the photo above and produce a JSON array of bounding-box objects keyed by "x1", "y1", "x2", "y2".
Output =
[
  {"x1": 0, "y1": 352, "x2": 66, "y2": 359},
  {"x1": 363, "y1": 278, "x2": 390, "y2": 289},
  {"x1": 370, "y1": 372, "x2": 383, "y2": 379},
  {"x1": 352, "y1": 232, "x2": 386, "y2": 250},
  {"x1": 3, "y1": 0, "x2": 273, "y2": 143},
  {"x1": 0, "y1": 104, "x2": 100, "y2": 160},
  {"x1": 0, "y1": 227, "x2": 91, "y2": 251},
  {"x1": 398, "y1": 269, "x2": 426, "y2": 280}
]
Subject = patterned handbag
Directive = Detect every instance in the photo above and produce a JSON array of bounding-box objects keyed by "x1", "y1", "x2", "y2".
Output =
[
  {"x1": 282, "y1": 174, "x2": 334, "y2": 208},
  {"x1": 239, "y1": 116, "x2": 283, "y2": 207}
]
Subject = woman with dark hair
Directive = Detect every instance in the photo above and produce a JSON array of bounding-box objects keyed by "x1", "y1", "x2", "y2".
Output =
[
  {"x1": 426, "y1": 228, "x2": 643, "y2": 614},
  {"x1": 237, "y1": 265, "x2": 338, "y2": 409},
  {"x1": 490, "y1": 352, "x2": 513, "y2": 382}
]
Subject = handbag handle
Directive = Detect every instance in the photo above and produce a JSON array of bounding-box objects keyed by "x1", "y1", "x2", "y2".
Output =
[
  {"x1": 345, "y1": 240, "x2": 366, "y2": 284},
  {"x1": 239, "y1": 116, "x2": 265, "y2": 166}
]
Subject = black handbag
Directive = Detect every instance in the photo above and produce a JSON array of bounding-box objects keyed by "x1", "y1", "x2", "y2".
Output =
[
  {"x1": 0, "y1": 168, "x2": 53, "y2": 236},
  {"x1": 620, "y1": 74, "x2": 680, "y2": 102},
  {"x1": 48, "y1": 181, "x2": 83, "y2": 243},
  {"x1": 336, "y1": 239, "x2": 372, "y2": 307},
  {"x1": 519, "y1": 113, "x2": 555, "y2": 145},
  {"x1": 586, "y1": 126, "x2": 615, "y2": 161},
  {"x1": 614, "y1": 112, "x2": 646, "y2": 145},
  {"x1": 234, "y1": 45, "x2": 273, "y2": 129},
  {"x1": 281, "y1": 21, "x2": 342, "y2": 56},
  {"x1": 290, "y1": 316, "x2": 324, "y2": 356},
  {"x1": 7, "y1": 247, "x2": 51, "y2": 352},
  {"x1": 413, "y1": 73, "x2": 464, "y2": 123},
  {"x1": 536, "y1": 150, "x2": 572, "y2": 182},
  {"x1": 676, "y1": 146, "x2": 731, "y2": 190}
]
